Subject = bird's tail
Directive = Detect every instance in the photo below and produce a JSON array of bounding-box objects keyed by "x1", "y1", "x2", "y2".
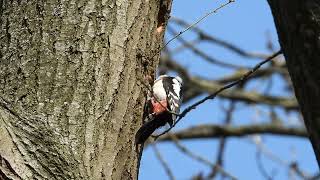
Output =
[{"x1": 135, "y1": 113, "x2": 169, "y2": 144}]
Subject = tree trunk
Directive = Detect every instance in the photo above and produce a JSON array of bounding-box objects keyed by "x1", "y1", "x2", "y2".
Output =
[
  {"x1": 268, "y1": 0, "x2": 320, "y2": 168},
  {"x1": 0, "y1": 0, "x2": 172, "y2": 179}
]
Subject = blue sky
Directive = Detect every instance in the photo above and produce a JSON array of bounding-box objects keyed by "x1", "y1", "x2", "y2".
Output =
[{"x1": 139, "y1": 0, "x2": 318, "y2": 179}]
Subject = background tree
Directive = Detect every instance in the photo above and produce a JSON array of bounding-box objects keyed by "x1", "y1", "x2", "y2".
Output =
[
  {"x1": 0, "y1": 0, "x2": 172, "y2": 179},
  {"x1": 140, "y1": 1, "x2": 320, "y2": 179},
  {"x1": 268, "y1": 0, "x2": 320, "y2": 167}
]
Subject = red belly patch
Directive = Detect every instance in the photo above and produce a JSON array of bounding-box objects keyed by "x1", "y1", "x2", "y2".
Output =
[{"x1": 152, "y1": 99, "x2": 168, "y2": 115}]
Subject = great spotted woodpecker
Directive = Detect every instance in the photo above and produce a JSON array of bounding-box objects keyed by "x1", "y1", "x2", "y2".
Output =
[{"x1": 135, "y1": 75, "x2": 183, "y2": 144}]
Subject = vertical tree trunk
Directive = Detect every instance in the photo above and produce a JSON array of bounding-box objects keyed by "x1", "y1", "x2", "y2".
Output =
[
  {"x1": 0, "y1": 0, "x2": 172, "y2": 179},
  {"x1": 268, "y1": 0, "x2": 320, "y2": 167}
]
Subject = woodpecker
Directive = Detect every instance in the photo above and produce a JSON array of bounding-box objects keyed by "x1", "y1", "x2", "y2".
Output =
[{"x1": 135, "y1": 75, "x2": 183, "y2": 144}]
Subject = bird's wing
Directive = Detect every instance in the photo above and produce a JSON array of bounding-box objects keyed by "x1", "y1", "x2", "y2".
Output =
[{"x1": 162, "y1": 77, "x2": 182, "y2": 121}]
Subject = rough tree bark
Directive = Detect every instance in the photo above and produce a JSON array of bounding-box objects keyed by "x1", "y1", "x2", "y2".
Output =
[
  {"x1": 0, "y1": 0, "x2": 172, "y2": 179},
  {"x1": 268, "y1": 0, "x2": 320, "y2": 168}
]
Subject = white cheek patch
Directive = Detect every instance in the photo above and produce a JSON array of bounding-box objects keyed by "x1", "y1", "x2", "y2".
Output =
[{"x1": 153, "y1": 80, "x2": 167, "y2": 100}]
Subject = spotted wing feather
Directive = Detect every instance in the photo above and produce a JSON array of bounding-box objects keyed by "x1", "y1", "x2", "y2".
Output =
[{"x1": 162, "y1": 77, "x2": 182, "y2": 125}]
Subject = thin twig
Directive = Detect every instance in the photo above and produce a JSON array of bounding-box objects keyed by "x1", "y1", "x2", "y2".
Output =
[
  {"x1": 149, "y1": 0, "x2": 235, "y2": 61},
  {"x1": 290, "y1": 162, "x2": 311, "y2": 179},
  {"x1": 170, "y1": 135, "x2": 238, "y2": 180},
  {"x1": 254, "y1": 137, "x2": 314, "y2": 180},
  {"x1": 154, "y1": 50, "x2": 282, "y2": 138},
  {"x1": 256, "y1": 151, "x2": 277, "y2": 180},
  {"x1": 178, "y1": 50, "x2": 281, "y2": 119},
  {"x1": 170, "y1": 17, "x2": 270, "y2": 60},
  {"x1": 167, "y1": 26, "x2": 244, "y2": 69},
  {"x1": 152, "y1": 144, "x2": 176, "y2": 180},
  {"x1": 207, "y1": 101, "x2": 236, "y2": 179}
]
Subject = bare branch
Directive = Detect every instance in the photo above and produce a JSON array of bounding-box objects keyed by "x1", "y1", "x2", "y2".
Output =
[
  {"x1": 207, "y1": 101, "x2": 236, "y2": 179},
  {"x1": 253, "y1": 136, "x2": 315, "y2": 179},
  {"x1": 216, "y1": 65, "x2": 287, "y2": 84},
  {"x1": 161, "y1": 54, "x2": 297, "y2": 109},
  {"x1": 154, "y1": 51, "x2": 283, "y2": 138},
  {"x1": 152, "y1": 144, "x2": 176, "y2": 180},
  {"x1": 290, "y1": 162, "x2": 311, "y2": 180},
  {"x1": 169, "y1": 135, "x2": 238, "y2": 180},
  {"x1": 170, "y1": 17, "x2": 270, "y2": 59},
  {"x1": 167, "y1": 26, "x2": 244, "y2": 69},
  {"x1": 187, "y1": 76, "x2": 297, "y2": 109},
  {"x1": 178, "y1": 50, "x2": 282, "y2": 120},
  {"x1": 156, "y1": 124, "x2": 307, "y2": 142},
  {"x1": 149, "y1": 0, "x2": 235, "y2": 61},
  {"x1": 256, "y1": 151, "x2": 277, "y2": 180}
]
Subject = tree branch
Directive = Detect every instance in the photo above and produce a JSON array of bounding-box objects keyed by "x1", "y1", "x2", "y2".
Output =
[
  {"x1": 170, "y1": 17, "x2": 270, "y2": 59},
  {"x1": 154, "y1": 51, "x2": 284, "y2": 139},
  {"x1": 169, "y1": 135, "x2": 238, "y2": 180},
  {"x1": 161, "y1": 53, "x2": 297, "y2": 110},
  {"x1": 157, "y1": 124, "x2": 307, "y2": 142},
  {"x1": 187, "y1": 76, "x2": 297, "y2": 110},
  {"x1": 152, "y1": 144, "x2": 176, "y2": 180}
]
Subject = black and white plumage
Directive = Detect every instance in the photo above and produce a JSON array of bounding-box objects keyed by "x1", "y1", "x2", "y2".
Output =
[
  {"x1": 135, "y1": 75, "x2": 183, "y2": 144},
  {"x1": 153, "y1": 75, "x2": 182, "y2": 123}
]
